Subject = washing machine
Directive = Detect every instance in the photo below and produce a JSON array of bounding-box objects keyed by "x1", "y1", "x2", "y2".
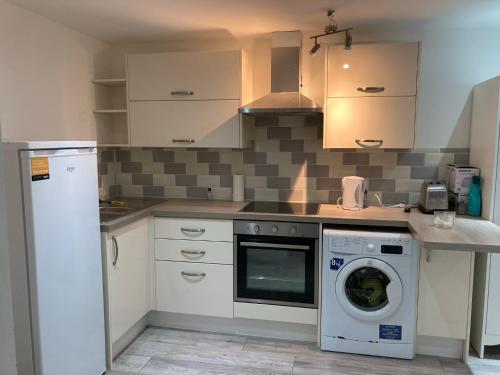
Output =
[{"x1": 320, "y1": 227, "x2": 419, "y2": 359}]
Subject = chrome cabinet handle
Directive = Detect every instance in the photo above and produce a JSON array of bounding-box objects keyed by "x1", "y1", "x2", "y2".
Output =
[
  {"x1": 181, "y1": 271, "x2": 206, "y2": 277},
  {"x1": 171, "y1": 90, "x2": 194, "y2": 96},
  {"x1": 111, "y1": 236, "x2": 119, "y2": 266},
  {"x1": 180, "y1": 228, "x2": 206, "y2": 234},
  {"x1": 357, "y1": 86, "x2": 385, "y2": 93},
  {"x1": 181, "y1": 249, "x2": 206, "y2": 256},
  {"x1": 355, "y1": 139, "x2": 384, "y2": 148},
  {"x1": 172, "y1": 139, "x2": 195, "y2": 144}
]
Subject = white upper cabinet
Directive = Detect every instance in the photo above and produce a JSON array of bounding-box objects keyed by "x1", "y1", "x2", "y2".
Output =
[
  {"x1": 127, "y1": 50, "x2": 251, "y2": 148},
  {"x1": 128, "y1": 50, "x2": 243, "y2": 101},
  {"x1": 324, "y1": 96, "x2": 416, "y2": 149},
  {"x1": 325, "y1": 42, "x2": 419, "y2": 149},
  {"x1": 129, "y1": 100, "x2": 241, "y2": 147},
  {"x1": 327, "y1": 43, "x2": 419, "y2": 98}
]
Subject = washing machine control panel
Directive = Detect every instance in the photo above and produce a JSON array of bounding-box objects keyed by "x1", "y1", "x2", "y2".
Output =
[{"x1": 328, "y1": 233, "x2": 413, "y2": 256}]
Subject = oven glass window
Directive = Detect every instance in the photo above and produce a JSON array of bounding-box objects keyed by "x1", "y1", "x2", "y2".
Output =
[
  {"x1": 236, "y1": 235, "x2": 317, "y2": 307},
  {"x1": 246, "y1": 248, "x2": 306, "y2": 294},
  {"x1": 344, "y1": 267, "x2": 390, "y2": 311}
]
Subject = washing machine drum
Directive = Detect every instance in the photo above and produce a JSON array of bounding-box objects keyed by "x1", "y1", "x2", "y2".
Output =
[{"x1": 335, "y1": 258, "x2": 403, "y2": 321}]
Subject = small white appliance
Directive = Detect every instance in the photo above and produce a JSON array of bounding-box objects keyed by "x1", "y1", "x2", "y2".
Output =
[
  {"x1": 341, "y1": 176, "x2": 366, "y2": 210},
  {"x1": 321, "y1": 228, "x2": 419, "y2": 359},
  {"x1": 1, "y1": 141, "x2": 106, "y2": 375}
]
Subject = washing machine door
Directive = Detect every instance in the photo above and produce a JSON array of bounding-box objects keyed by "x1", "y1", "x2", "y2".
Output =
[{"x1": 335, "y1": 258, "x2": 403, "y2": 321}]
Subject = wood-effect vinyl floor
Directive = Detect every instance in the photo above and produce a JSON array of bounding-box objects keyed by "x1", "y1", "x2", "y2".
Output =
[{"x1": 107, "y1": 327, "x2": 498, "y2": 375}]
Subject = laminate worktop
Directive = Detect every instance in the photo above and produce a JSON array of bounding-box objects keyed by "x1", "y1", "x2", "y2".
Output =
[{"x1": 100, "y1": 199, "x2": 500, "y2": 253}]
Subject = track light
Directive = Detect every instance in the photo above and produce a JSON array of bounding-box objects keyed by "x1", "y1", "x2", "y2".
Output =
[
  {"x1": 344, "y1": 30, "x2": 352, "y2": 50},
  {"x1": 310, "y1": 38, "x2": 321, "y2": 55},
  {"x1": 310, "y1": 9, "x2": 353, "y2": 53}
]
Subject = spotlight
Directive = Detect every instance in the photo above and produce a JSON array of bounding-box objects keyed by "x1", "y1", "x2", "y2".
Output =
[
  {"x1": 344, "y1": 30, "x2": 352, "y2": 50},
  {"x1": 310, "y1": 38, "x2": 321, "y2": 55}
]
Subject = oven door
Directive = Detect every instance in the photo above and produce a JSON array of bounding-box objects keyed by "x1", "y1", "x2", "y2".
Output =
[{"x1": 234, "y1": 235, "x2": 318, "y2": 308}]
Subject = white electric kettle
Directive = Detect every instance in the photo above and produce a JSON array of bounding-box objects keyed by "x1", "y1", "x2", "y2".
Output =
[{"x1": 341, "y1": 176, "x2": 366, "y2": 210}]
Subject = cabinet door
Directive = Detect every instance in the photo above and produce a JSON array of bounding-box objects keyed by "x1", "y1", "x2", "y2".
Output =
[
  {"x1": 155, "y1": 218, "x2": 233, "y2": 242},
  {"x1": 107, "y1": 218, "x2": 150, "y2": 343},
  {"x1": 417, "y1": 249, "x2": 473, "y2": 340},
  {"x1": 156, "y1": 261, "x2": 233, "y2": 318},
  {"x1": 127, "y1": 50, "x2": 241, "y2": 101},
  {"x1": 129, "y1": 100, "x2": 241, "y2": 148},
  {"x1": 327, "y1": 43, "x2": 419, "y2": 97},
  {"x1": 155, "y1": 239, "x2": 233, "y2": 265},
  {"x1": 485, "y1": 253, "x2": 500, "y2": 335},
  {"x1": 324, "y1": 96, "x2": 415, "y2": 149}
]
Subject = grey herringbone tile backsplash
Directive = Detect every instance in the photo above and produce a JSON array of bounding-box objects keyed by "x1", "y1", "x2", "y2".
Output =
[{"x1": 97, "y1": 116, "x2": 469, "y2": 205}]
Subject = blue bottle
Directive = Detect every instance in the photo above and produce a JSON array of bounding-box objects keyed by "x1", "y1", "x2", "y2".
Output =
[{"x1": 467, "y1": 175, "x2": 481, "y2": 217}]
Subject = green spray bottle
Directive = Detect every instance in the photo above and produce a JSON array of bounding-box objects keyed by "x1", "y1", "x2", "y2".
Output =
[{"x1": 467, "y1": 175, "x2": 481, "y2": 217}]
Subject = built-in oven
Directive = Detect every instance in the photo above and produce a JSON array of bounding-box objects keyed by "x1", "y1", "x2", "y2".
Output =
[{"x1": 234, "y1": 220, "x2": 319, "y2": 308}]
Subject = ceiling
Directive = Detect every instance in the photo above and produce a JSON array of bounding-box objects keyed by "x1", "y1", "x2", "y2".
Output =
[{"x1": 7, "y1": 0, "x2": 500, "y2": 43}]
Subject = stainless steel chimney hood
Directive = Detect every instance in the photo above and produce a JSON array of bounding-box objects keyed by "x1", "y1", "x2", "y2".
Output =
[{"x1": 239, "y1": 31, "x2": 322, "y2": 116}]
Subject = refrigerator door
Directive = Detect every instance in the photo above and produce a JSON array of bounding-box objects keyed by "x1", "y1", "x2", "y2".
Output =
[{"x1": 20, "y1": 148, "x2": 105, "y2": 375}]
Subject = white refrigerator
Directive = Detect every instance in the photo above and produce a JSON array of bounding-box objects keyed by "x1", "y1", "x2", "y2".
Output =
[{"x1": 1, "y1": 141, "x2": 106, "y2": 375}]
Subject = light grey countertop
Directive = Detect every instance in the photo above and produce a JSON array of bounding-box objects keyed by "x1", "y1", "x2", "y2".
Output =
[{"x1": 100, "y1": 198, "x2": 500, "y2": 253}]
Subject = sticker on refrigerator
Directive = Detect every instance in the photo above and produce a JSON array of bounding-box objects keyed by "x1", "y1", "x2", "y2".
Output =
[
  {"x1": 31, "y1": 157, "x2": 50, "y2": 181},
  {"x1": 379, "y1": 324, "x2": 402, "y2": 340}
]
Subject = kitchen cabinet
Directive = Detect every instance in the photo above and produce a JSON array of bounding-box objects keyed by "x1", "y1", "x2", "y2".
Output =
[
  {"x1": 156, "y1": 261, "x2": 233, "y2": 318},
  {"x1": 469, "y1": 76, "x2": 500, "y2": 358},
  {"x1": 92, "y1": 78, "x2": 129, "y2": 146},
  {"x1": 129, "y1": 100, "x2": 241, "y2": 148},
  {"x1": 327, "y1": 43, "x2": 418, "y2": 98},
  {"x1": 324, "y1": 96, "x2": 415, "y2": 149},
  {"x1": 324, "y1": 42, "x2": 419, "y2": 149},
  {"x1": 102, "y1": 218, "x2": 151, "y2": 346},
  {"x1": 127, "y1": 50, "x2": 242, "y2": 101},
  {"x1": 127, "y1": 50, "x2": 251, "y2": 148},
  {"x1": 155, "y1": 217, "x2": 233, "y2": 242},
  {"x1": 417, "y1": 248, "x2": 474, "y2": 340},
  {"x1": 154, "y1": 218, "x2": 234, "y2": 318}
]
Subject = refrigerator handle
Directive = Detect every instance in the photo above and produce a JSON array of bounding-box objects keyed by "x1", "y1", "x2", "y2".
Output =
[{"x1": 111, "y1": 236, "x2": 119, "y2": 266}]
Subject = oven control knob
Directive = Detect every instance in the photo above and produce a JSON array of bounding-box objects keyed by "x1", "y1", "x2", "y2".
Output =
[
  {"x1": 290, "y1": 227, "x2": 297, "y2": 235},
  {"x1": 253, "y1": 225, "x2": 261, "y2": 234},
  {"x1": 272, "y1": 225, "x2": 278, "y2": 233}
]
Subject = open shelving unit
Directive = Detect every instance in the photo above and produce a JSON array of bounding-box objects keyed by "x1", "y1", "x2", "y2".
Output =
[{"x1": 92, "y1": 77, "x2": 129, "y2": 146}]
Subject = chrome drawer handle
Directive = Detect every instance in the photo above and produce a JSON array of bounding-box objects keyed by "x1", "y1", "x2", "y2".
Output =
[
  {"x1": 172, "y1": 139, "x2": 195, "y2": 144},
  {"x1": 181, "y1": 271, "x2": 206, "y2": 278},
  {"x1": 357, "y1": 86, "x2": 385, "y2": 93},
  {"x1": 171, "y1": 90, "x2": 194, "y2": 96},
  {"x1": 111, "y1": 236, "x2": 119, "y2": 266},
  {"x1": 181, "y1": 249, "x2": 206, "y2": 256},
  {"x1": 355, "y1": 139, "x2": 384, "y2": 148},
  {"x1": 180, "y1": 228, "x2": 206, "y2": 234}
]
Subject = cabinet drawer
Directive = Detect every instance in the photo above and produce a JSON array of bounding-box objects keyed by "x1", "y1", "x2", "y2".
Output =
[
  {"x1": 156, "y1": 261, "x2": 233, "y2": 318},
  {"x1": 324, "y1": 96, "x2": 415, "y2": 149},
  {"x1": 327, "y1": 43, "x2": 419, "y2": 98},
  {"x1": 155, "y1": 239, "x2": 233, "y2": 265},
  {"x1": 129, "y1": 100, "x2": 241, "y2": 148},
  {"x1": 155, "y1": 218, "x2": 232, "y2": 242},
  {"x1": 128, "y1": 50, "x2": 241, "y2": 101}
]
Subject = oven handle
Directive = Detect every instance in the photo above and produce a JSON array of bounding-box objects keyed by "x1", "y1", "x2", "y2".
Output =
[{"x1": 239, "y1": 241, "x2": 310, "y2": 250}]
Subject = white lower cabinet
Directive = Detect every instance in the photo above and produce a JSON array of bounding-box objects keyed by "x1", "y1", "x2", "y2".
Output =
[
  {"x1": 156, "y1": 261, "x2": 233, "y2": 318},
  {"x1": 103, "y1": 218, "x2": 151, "y2": 345},
  {"x1": 154, "y1": 217, "x2": 234, "y2": 319},
  {"x1": 417, "y1": 248, "x2": 474, "y2": 340}
]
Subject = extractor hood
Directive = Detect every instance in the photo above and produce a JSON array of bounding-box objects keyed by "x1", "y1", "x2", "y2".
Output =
[{"x1": 238, "y1": 31, "x2": 322, "y2": 116}]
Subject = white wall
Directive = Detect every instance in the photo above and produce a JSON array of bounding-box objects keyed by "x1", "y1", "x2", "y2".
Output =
[
  {"x1": 0, "y1": 0, "x2": 108, "y2": 141},
  {"x1": 301, "y1": 27, "x2": 500, "y2": 149}
]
